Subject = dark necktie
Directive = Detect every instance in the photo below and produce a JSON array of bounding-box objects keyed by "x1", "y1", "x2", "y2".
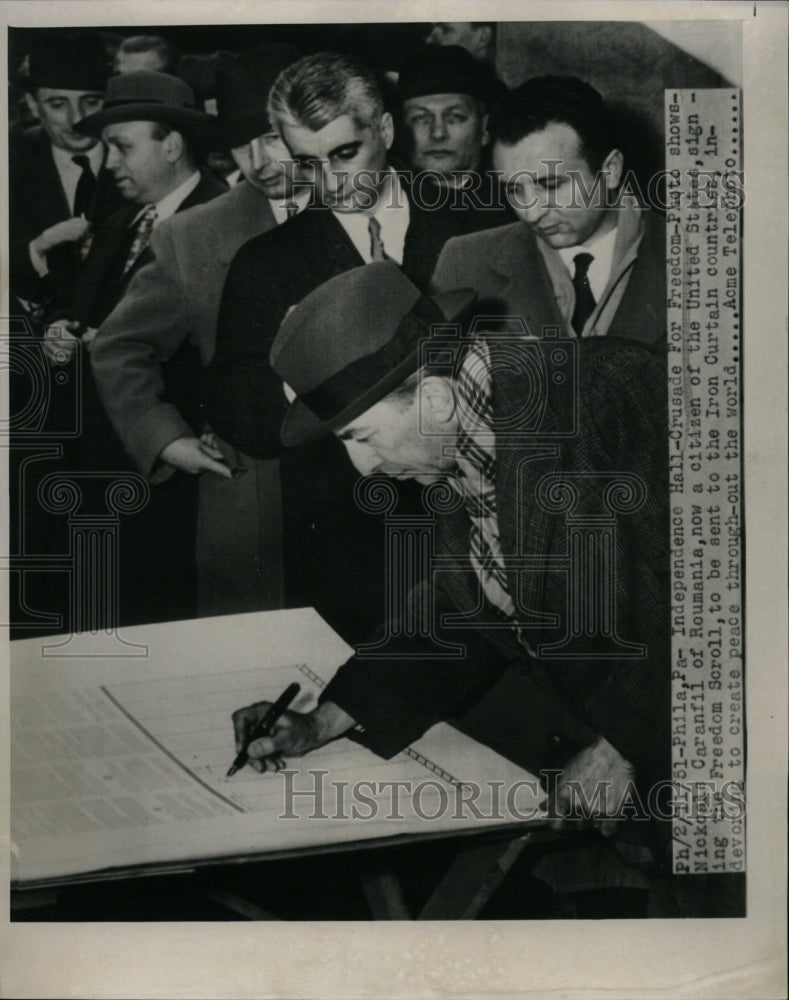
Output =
[
  {"x1": 123, "y1": 205, "x2": 157, "y2": 275},
  {"x1": 571, "y1": 251, "x2": 596, "y2": 336},
  {"x1": 71, "y1": 155, "x2": 96, "y2": 218},
  {"x1": 368, "y1": 216, "x2": 391, "y2": 262}
]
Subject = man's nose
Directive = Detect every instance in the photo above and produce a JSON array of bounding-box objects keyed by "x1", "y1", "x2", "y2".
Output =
[
  {"x1": 322, "y1": 163, "x2": 347, "y2": 199},
  {"x1": 511, "y1": 180, "x2": 549, "y2": 225},
  {"x1": 105, "y1": 145, "x2": 121, "y2": 170},
  {"x1": 250, "y1": 137, "x2": 272, "y2": 172},
  {"x1": 343, "y1": 440, "x2": 378, "y2": 476},
  {"x1": 66, "y1": 99, "x2": 82, "y2": 128},
  {"x1": 430, "y1": 116, "x2": 448, "y2": 141}
]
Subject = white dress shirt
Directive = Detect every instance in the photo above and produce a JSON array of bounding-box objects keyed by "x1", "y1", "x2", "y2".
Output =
[
  {"x1": 332, "y1": 170, "x2": 410, "y2": 265},
  {"x1": 131, "y1": 170, "x2": 202, "y2": 229},
  {"x1": 51, "y1": 141, "x2": 105, "y2": 215},
  {"x1": 557, "y1": 223, "x2": 619, "y2": 302}
]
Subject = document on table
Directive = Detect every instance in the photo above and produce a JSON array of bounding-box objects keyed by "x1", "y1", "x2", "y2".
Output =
[{"x1": 11, "y1": 610, "x2": 546, "y2": 885}]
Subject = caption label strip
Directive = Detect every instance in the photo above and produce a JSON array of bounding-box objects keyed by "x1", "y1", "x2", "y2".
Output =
[{"x1": 667, "y1": 89, "x2": 744, "y2": 874}]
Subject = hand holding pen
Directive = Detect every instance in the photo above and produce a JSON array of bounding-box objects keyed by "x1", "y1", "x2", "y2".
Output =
[{"x1": 228, "y1": 682, "x2": 302, "y2": 776}]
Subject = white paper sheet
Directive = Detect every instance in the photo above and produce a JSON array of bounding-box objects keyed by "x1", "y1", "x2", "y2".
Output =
[{"x1": 11, "y1": 609, "x2": 544, "y2": 884}]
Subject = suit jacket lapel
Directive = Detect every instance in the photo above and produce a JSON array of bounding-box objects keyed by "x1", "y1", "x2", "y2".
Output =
[
  {"x1": 218, "y1": 183, "x2": 277, "y2": 265},
  {"x1": 36, "y1": 132, "x2": 71, "y2": 222},
  {"x1": 312, "y1": 205, "x2": 365, "y2": 276},
  {"x1": 489, "y1": 225, "x2": 569, "y2": 338}
]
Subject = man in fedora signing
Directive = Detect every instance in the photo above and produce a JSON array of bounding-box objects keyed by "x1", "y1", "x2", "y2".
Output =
[
  {"x1": 232, "y1": 262, "x2": 671, "y2": 850},
  {"x1": 90, "y1": 46, "x2": 305, "y2": 617},
  {"x1": 9, "y1": 30, "x2": 127, "y2": 314},
  {"x1": 44, "y1": 69, "x2": 225, "y2": 629}
]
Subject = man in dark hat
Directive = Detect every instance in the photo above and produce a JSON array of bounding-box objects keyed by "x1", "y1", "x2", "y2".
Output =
[
  {"x1": 9, "y1": 30, "x2": 127, "y2": 313},
  {"x1": 395, "y1": 44, "x2": 512, "y2": 241},
  {"x1": 42, "y1": 69, "x2": 226, "y2": 630},
  {"x1": 89, "y1": 46, "x2": 304, "y2": 618},
  {"x1": 206, "y1": 51, "x2": 513, "y2": 642},
  {"x1": 398, "y1": 45, "x2": 503, "y2": 182},
  {"x1": 232, "y1": 261, "x2": 671, "y2": 864},
  {"x1": 61, "y1": 69, "x2": 226, "y2": 333}
]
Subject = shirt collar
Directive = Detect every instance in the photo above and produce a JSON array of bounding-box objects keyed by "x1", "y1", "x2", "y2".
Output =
[
  {"x1": 52, "y1": 141, "x2": 105, "y2": 175},
  {"x1": 557, "y1": 221, "x2": 619, "y2": 274},
  {"x1": 133, "y1": 170, "x2": 202, "y2": 225}
]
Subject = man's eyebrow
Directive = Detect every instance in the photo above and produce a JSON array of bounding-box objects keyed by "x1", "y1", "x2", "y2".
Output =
[
  {"x1": 337, "y1": 427, "x2": 365, "y2": 441},
  {"x1": 326, "y1": 140, "x2": 362, "y2": 159}
]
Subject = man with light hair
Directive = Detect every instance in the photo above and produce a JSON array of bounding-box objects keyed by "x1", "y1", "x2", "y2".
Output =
[
  {"x1": 426, "y1": 22, "x2": 496, "y2": 64},
  {"x1": 207, "y1": 51, "x2": 511, "y2": 642},
  {"x1": 114, "y1": 35, "x2": 179, "y2": 75}
]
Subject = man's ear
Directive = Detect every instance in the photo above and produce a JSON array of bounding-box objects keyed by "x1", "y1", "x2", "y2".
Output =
[
  {"x1": 380, "y1": 111, "x2": 395, "y2": 151},
  {"x1": 601, "y1": 148, "x2": 624, "y2": 191},
  {"x1": 473, "y1": 25, "x2": 493, "y2": 57},
  {"x1": 419, "y1": 376, "x2": 455, "y2": 425},
  {"x1": 24, "y1": 91, "x2": 40, "y2": 121},
  {"x1": 162, "y1": 129, "x2": 185, "y2": 163}
]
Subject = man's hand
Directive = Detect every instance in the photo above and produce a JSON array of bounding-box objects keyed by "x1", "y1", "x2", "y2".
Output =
[
  {"x1": 43, "y1": 321, "x2": 82, "y2": 364},
  {"x1": 32, "y1": 216, "x2": 92, "y2": 256},
  {"x1": 81, "y1": 327, "x2": 99, "y2": 352},
  {"x1": 231, "y1": 700, "x2": 356, "y2": 773},
  {"x1": 547, "y1": 735, "x2": 636, "y2": 837},
  {"x1": 159, "y1": 435, "x2": 233, "y2": 478}
]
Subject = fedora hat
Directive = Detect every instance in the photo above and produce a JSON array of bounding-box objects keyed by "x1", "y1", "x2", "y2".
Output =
[
  {"x1": 398, "y1": 44, "x2": 499, "y2": 108},
  {"x1": 214, "y1": 44, "x2": 302, "y2": 149},
  {"x1": 74, "y1": 70, "x2": 211, "y2": 136},
  {"x1": 18, "y1": 30, "x2": 111, "y2": 93},
  {"x1": 271, "y1": 262, "x2": 477, "y2": 446}
]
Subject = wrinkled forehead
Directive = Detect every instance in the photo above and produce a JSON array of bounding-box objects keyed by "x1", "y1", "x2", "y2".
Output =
[
  {"x1": 336, "y1": 396, "x2": 395, "y2": 440},
  {"x1": 35, "y1": 86, "x2": 104, "y2": 103},
  {"x1": 403, "y1": 93, "x2": 480, "y2": 116}
]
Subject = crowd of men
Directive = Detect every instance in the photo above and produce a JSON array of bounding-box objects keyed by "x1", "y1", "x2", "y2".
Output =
[{"x1": 8, "y1": 25, "x2": 736, "y2": 919}]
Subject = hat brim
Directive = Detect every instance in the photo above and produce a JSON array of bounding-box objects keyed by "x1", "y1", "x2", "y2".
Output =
[
  {"x1": 74, "y1": 104, "x2": 212, "y2": 136},
  {"x1": 212, "y1": 110, "x2": 273, "y2": 151},
  {"x1": 280, "y1": 286, "x2": 478, "y2": 448},
  {"x1": 13, "y1": 72, "x2": 110, "y2": 93}
]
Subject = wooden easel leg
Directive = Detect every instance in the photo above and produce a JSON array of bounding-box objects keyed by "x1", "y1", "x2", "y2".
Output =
[
  {"x1": 418, "y1": 835, "x2": 533, "y2": 920},
  {"x1": 200, "y1": 888, "x2": 281, "y2": 920},
  {"x1": 360, "y1": 863, "x2": 412, "y2": 920}
]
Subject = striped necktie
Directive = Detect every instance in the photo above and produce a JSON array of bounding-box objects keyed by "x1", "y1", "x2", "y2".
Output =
[
  {"x1": 123, "y1": 204, "x2": 157, "y2": 275},
  {"x1": 454, "y1": 346, "x2": 516, "y2": 619}
]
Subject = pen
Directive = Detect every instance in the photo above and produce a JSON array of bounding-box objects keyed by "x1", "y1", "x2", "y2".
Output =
[{"x1": 226, "y1": 681, "x2": 301, "y2": 777}]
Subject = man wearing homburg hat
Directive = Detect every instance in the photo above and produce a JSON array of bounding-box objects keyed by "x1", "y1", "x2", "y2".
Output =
[
  {"x1": 232, "y1": 262, "x2": 671, "y2": 854},
  {"x1": 395, "y1": 45, "x2": 513, "y2": 238},
  {"x1": 397, "y1": 45, "x2": 502, "y2": 183},
  {"x1": 45, "y1": 69, "x2": 226, "y2": 628},
  {"x1": 90, "y1": 46, "x2": 304, "y2": 617},
  {"x1": 9, "y1": 30, "x2": 127, "y2": 315}
]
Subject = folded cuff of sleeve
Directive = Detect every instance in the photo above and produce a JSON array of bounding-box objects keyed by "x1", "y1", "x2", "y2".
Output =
[{"x1": 126, "y1": 405, "x2": 195, "y2": 478}]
